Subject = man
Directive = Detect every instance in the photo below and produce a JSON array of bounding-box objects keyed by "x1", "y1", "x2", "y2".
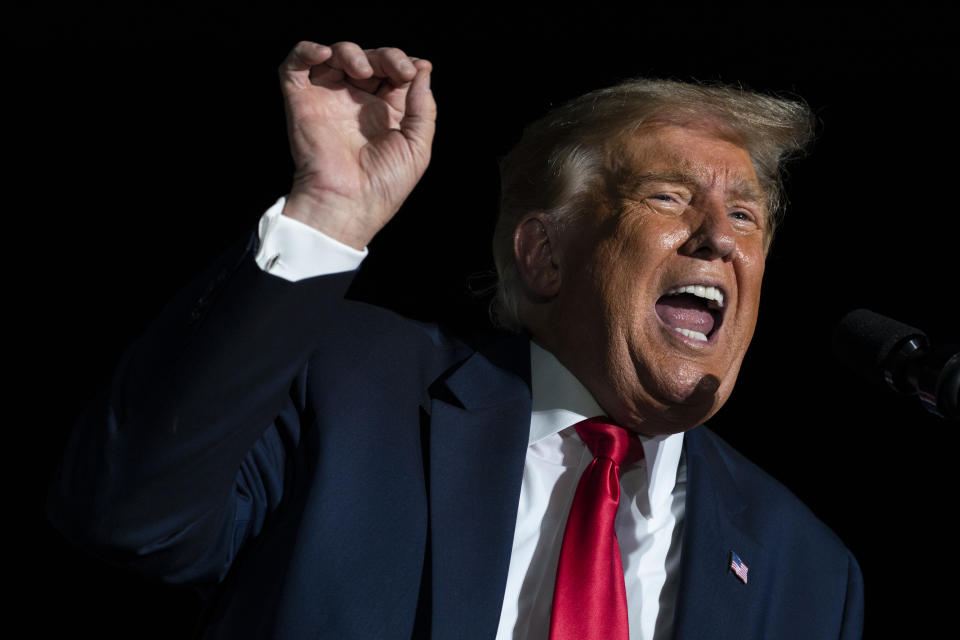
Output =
[{"x1": 48, "y1": 41, "x2": 863, "y2": 639}]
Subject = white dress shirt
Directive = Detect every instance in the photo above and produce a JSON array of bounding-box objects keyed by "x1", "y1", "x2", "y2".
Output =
[{"x1": 254, "y1": 197, "x2": 688, "y2": 640}]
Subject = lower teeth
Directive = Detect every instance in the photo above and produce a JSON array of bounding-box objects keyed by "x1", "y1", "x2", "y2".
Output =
[{"x1": 673, "y1": 327, "x2": 708, "y2": 342}]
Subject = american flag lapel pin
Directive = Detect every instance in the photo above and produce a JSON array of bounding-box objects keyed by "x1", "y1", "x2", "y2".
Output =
[{"x1": 729, "y1": 551, "x2": 749, "y2": 584}]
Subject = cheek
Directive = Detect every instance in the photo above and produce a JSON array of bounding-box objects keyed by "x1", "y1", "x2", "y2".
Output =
[
  {"x1": 736, "y1": 248, "x2": 766, "y2": 301},
  {"x1": 656, "y1": 225, "x2": 689, "y2": 252},
  {"x1": 741, "y1": 250, "x2": 765, "y2": 277},
  {"x1": 591, "y1": 267, "x2": 634, "y2": 337},
  {"x1": 619, "y1": 206, "x2": 688, "y2": 253}
]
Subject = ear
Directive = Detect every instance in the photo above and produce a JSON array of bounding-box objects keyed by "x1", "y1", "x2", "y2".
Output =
[{"x1": 513, "y1": 213, "x2": 563, "y2": 300}]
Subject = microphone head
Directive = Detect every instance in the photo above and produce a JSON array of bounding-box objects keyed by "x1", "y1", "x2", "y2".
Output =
[{"x1": 832, "y1": 308, "x2": 928, "y2": 386}]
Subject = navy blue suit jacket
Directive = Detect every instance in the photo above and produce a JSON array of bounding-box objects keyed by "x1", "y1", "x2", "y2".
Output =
[{"x1": 49, "y1": 234, "x2": 863, "y2": 639}]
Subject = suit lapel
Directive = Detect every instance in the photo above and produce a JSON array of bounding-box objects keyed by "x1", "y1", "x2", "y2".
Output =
[
  {"x1": 421, "y1": 339, "x2": 769, "y2": 639},
  {"x1": 426, "y1": 334, "x2": 532, "y2": 640},
  {"x1": 672, "y1": 427, "x2": 767, "y2": 640}
]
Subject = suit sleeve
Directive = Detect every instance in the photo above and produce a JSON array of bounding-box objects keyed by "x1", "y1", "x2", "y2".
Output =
[
  {"x1": 47, "y1": 230, "x2": 356, "y2": 584},
  {"x1": 839, "y1": 550, "x2": 865, "y2": 640}
]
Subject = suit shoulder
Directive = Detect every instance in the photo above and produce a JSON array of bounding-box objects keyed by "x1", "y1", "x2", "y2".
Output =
[
  {"x1": 310, "y1": 283, "x2": 470, "y2": 351},
  {"x1": 308, "y1": 295, "x2": 525, "y2": 385},
  {"x1": 683, "y1": 427, "x2": 864, "y2": 638},
  {"x1": 688, "y1": 426, "x2": 852, "y2": 555}
]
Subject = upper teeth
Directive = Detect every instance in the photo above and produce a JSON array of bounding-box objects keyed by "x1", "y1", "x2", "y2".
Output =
[{"x1": 666, "y1": 285, "x2": 724, "y2": 309}]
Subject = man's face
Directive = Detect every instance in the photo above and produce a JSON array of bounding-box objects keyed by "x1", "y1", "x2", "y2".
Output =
[{"x1": 546, "y1": 122, "x2": 768, "y2": 435}]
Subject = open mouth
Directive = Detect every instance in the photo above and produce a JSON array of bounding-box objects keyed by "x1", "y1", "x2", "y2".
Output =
[{"x1": 654, "y1": 284, "x2": 725, "y2": 344}]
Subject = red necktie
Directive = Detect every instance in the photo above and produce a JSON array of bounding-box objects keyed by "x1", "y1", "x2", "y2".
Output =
[{"x1": 549, "y1": 416, "x2": 645, "y2": 640}]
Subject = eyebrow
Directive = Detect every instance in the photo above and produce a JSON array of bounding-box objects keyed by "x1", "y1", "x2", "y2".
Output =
[{"x1": 623, "y1": 170, "x2": 766, "y2": 205}]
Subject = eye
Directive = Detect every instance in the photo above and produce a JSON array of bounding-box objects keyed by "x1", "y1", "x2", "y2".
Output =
[
  {"x1": 649, "y1": 193, "x2": 688, "y2": 206},
  {"x1": 729, "y1": 208, "x2": 764, "y2": 231},
  {"x1": 639, "y1": 186, "x2": 691, "y2": 213}
]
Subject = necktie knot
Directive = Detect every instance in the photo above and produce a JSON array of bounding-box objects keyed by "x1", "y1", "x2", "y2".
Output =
[{"x1": 575, "y1": 416, "x2": 645, "y2": 468}]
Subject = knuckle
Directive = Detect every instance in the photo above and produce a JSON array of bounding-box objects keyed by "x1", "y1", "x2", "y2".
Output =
[
  {"x1": 283, "y1": 40, "x2": 315, "y2": 67},
  {"x1": 377, "y1": 46, "x2": 404, "y2": 59}
]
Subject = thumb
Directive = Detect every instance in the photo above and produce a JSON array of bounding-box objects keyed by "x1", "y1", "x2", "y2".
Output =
[{"x1": 400, "y1": 64, "x2": 436, "y2": 158}]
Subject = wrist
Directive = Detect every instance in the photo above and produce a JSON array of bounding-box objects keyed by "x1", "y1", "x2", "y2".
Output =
[{"x1": 281, "y1": 191, "x2": 376, "y2": 251}]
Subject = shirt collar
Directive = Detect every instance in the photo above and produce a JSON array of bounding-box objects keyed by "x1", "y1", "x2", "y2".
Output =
[{"x1": 528, "y1": 340, "x2": 685, "y2": 513}]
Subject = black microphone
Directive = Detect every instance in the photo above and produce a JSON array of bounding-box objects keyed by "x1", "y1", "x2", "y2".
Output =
[{"x1": 833, "y1": 309, "x2": 960, "y2": 420}]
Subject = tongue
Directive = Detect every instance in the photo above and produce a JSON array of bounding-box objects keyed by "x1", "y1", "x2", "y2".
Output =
[{"x1": 655, "y1": 294, "x2": 716, "y2": 334}]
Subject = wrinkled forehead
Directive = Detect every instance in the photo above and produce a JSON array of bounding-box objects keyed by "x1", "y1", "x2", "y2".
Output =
[
  {"x1": 597, "y1": 120, "x2": 774, "y2": 250},
  {"x1": 605, "y1": 120, "x2": 762, "y2": 189}
]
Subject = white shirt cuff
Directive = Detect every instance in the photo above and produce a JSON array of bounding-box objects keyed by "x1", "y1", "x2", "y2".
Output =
[{"x1": 255, "y1": 196, "x2": 368, "y2": 281}]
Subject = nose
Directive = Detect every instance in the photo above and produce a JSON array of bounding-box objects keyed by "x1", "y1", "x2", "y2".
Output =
[{"x1": 679, "y1": 202, "x2": 736, "y2": 261}]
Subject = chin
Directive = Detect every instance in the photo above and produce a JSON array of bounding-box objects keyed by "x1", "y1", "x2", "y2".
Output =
[{"x1": 626, "y1": 364, "x2": 734, "y2": 435}]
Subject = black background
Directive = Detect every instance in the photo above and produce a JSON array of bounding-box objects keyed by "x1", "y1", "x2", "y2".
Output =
[{"x1": 12, "y1": 3, "x2": 959, "y2": 637}]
